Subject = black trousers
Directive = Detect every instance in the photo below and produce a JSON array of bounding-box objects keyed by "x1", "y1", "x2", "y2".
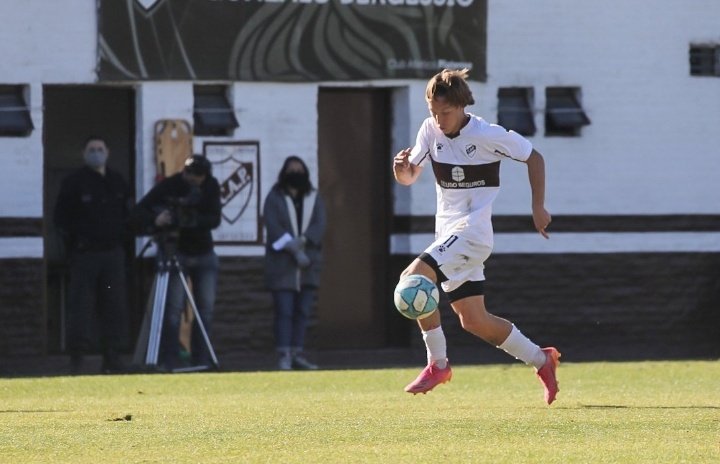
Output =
[{"x1": 66, "y1": 247, "x2": 128, "y2": 357}]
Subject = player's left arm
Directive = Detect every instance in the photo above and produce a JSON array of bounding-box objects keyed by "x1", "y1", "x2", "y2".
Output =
[
  {"x1": 524, "y1": 149, "x2": 551, "y2": 239},
  {"x1": 393, "y1": 148, "x2": 423, "y2": 185}
]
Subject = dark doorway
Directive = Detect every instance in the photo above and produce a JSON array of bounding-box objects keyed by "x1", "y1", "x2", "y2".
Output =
[
  {"x1": 316, "y1": 88, "x2": 393, "y2": 349},
  {"x1": 43, "y1": 85, "x2": 136, "y2": 354}
]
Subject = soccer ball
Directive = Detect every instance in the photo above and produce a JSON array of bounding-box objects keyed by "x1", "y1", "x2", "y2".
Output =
[{"x1": 393, "y1": 274, "x2": 440, "y2": 320}]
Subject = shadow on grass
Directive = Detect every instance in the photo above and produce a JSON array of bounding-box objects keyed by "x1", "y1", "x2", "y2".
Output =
[
  {"x1": 0, "y1": 409, "x2": 72, "y2": 413},
  {"x1": 579, "y1": 404, "x2": 720, "y2": 410}
]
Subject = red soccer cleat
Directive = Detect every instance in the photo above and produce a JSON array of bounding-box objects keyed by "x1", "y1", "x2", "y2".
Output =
[
  {"x1": 536, "y1": 347, "x2": 561, "y2": 405},
  {"x1": 404, "y1": 361, "x2": 452, "y2": 394}
]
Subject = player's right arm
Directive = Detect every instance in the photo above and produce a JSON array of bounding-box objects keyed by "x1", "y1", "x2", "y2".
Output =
[{"x1": 393, "y1": 148, "x2": 423, "y2": 185}]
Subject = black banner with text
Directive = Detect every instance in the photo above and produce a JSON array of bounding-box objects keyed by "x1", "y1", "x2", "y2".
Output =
[{"x1": 98, "y1": 0, "x2": 487, "y2": 82}]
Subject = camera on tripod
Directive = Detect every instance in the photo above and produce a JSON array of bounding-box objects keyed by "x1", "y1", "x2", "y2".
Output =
[
  {"x1": 149, "y1": 189, "x2": 202, "y2": 257},
  {"x1": 163, "y1": 187, "x2": 202, "y2": 228}
]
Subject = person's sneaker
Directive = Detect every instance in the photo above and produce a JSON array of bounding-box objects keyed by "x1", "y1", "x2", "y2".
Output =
[
  {"x1": 536, "y1": 347, "x2": 561, "y2": 405},
  {"x1": 292, "y1": 354, "x2": 318, "y2": 370},
  {"x1": 69, "y1": 354, "x2": 84, "y2": 375},
  {"x1": 404, "y1": 361, "x2": 452, "y2": 394},
  {"x1": 278, "y1": 354, "x2": 292, "y2": 371}
]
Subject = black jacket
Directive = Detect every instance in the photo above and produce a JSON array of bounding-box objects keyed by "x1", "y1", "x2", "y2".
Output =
[
  {"x1": 54, "y1": 166, "x2": 130, "y2": 252},
  {"x1": 133, "y1": 173, "x2": 222, "y2": 255}
]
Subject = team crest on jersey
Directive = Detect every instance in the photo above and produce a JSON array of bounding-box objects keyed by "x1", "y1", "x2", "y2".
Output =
[
  {"x1": 465, "y1": 144, "x2": 477, "y2": 158},
  {"x1": 451, "y1": 166, "x2": 465, "y2": 182}
]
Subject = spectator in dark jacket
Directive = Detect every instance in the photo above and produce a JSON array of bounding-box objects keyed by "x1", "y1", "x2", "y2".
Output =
[
  {"x1": 263, "y1": 156, "x2": 326, "y2": 370},
  {"x1": 54, "y1": 135, "x2": 130, "y2": 374}
]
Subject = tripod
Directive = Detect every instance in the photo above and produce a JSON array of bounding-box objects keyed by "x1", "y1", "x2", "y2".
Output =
[{"x1": 133, "y1": 238, "x2": 219, "y2": 372}]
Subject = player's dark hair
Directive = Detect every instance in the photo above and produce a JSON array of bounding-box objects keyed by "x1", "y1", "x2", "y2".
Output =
[
  {"x1": 425, "y1": 68, "x2": 475, "y2": 107},
  {"x1": 276, "y1": 155, "x2": 313, "y2": 197},
  {"x1": 83, "y1": 135, "x2": 107, "y2": 148}
]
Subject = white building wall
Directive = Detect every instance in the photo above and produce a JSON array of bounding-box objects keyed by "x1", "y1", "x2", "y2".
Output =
[
  {"x1": 227, "y1": 83, "x2": 319, "y2": 201},
  {"x1": 0, "y1": 83, "x2": 44, "y2": 217},
  {"x1": 0, "y1": 0, "x2": 97, "y2": 219},
  {"x1": 136, "y1": 82, "x2": 194, "y2": 195},
  {"x1": 1, "y1": 0, "x2": 720, "y2": 257},
  {"x1": 0, "y1": 0, "x2": 97, "y2": 84},
  {"x1": 486, "y1": 0, "x2": 720, "y2": 215}
]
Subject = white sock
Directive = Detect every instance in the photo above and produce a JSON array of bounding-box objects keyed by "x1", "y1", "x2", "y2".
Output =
[
  {"x1": 422, "y1": 326, "x2": 447, "y2": 368},
  {"x1": 497, "y1": 325, "x2": 546, "y2": 369}
]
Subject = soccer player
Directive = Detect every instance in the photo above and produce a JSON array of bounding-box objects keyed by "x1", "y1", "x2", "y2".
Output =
[{"x1": 392, "y1": 68, "x2": 560, "y2": 404}]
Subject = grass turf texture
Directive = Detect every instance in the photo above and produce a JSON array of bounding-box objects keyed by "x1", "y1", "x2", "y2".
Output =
[{"x1": 1, "y1": 361, "x2": 718, "y2": 463}]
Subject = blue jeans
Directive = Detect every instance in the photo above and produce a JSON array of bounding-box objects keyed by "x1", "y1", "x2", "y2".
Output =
[
  {"x1": 272, "y1": 287, "x2": 316, "y2": 352},
  {"x1": 160, "y1": 251, "x2": 219, "y2": 367}
]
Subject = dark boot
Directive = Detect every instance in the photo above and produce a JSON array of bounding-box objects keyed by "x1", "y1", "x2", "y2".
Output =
[
  {"x1": 69, "y1": 353, "x2": 84, "y2": 375},
  {"x1": 101, "y1": 351, "x2": 128, "y2": 374}
]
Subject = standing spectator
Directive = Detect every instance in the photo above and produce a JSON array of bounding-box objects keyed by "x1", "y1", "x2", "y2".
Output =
[
  {"x1": 54, "y1": 136, "x2": 130, "y2": 374},
  {"x1": 133, "y1": 155, "x2": 222, "y2": 371},
  {"x1": 264, "y1": 156, "x2": 326, "y2": 370}
]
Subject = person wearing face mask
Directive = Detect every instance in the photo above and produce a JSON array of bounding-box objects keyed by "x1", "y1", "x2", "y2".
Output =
[
  {"x1": 263, "y1": 156, "x2": 326, "y2": 370},
  {"x1": 133, "y1": 155, "x2": 221, "y2": 371},
  {"x1": 54, "y1": 136, "x2": 131, "y2": 374}
]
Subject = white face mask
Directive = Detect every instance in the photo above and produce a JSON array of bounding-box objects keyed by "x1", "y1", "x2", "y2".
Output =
[{"x1": 84, "y1": 148, "x2": 108, "y2": 168}]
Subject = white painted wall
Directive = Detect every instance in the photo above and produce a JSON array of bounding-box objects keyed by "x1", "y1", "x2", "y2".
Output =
[
  {"x1": 0, "y1": 0, "x2": 97, "y2": 219},
  {"x1": 393, "y1": 0, "x2": 720, "y2": 217},
  {"x1": 1, "y1": 0, "x2": 719, "y2": 258},
  {"x1": 0, "y1": 82, "x2": 44, "y2": 217},
  {"x1": 486, "y1": 0, "x2": 720, "y2": 215},
  {"x1": 0, "y1": 0, "x2": 97, "y2": 84}
]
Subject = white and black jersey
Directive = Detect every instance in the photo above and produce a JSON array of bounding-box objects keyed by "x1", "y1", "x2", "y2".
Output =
[{"x1": 409, "y1": 114, "x2": 533, "y2": 248}]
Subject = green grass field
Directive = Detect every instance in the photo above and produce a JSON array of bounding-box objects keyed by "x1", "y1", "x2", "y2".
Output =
[{"x1": 1, "y1": 361, "x2": 718, "y2": 463}]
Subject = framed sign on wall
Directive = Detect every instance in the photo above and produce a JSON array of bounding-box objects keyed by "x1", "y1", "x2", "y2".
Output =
[{"x1": 203, "y1": 141, "x2": 262, "y2": 244}]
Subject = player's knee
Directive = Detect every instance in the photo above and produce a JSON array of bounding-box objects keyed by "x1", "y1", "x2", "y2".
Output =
[
  {"x1": 458, "y1": 311, "x2": 484, "y2": 334},
  {"x1": 401, "y1": 256, "x2": 439, "y2": 281}
]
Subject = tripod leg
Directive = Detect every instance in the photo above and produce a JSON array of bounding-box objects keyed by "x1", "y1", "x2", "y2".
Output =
[
  {"x1": 178, "y1": 269, "x2": 220, "y2": 368},
  {"x1": 146, "y1": 270, "x2": 169, "y2": 365},
  {"x1": 132, "y1": 273, "x2": 159, "y2": 366}
]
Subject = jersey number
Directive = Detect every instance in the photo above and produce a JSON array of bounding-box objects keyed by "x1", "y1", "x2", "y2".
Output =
[{"x1": 437, "y1": 235, "x2": 459, "y2": 253}]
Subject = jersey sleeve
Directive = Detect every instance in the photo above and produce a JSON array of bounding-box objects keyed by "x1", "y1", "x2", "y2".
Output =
[
  {"x1": 408, "y1": 118, "x2": 433, "y2": 167},
  {"x1": 484, "y1": 124, "x2": 533, "y2": 162}
]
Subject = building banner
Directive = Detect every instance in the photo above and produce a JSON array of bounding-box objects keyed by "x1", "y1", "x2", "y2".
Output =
[{"x1": 98, "y1": 0, "x2": 487, "y2": 82}]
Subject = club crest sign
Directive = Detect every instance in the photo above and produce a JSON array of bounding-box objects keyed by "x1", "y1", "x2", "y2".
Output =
[
  {"x1": 203, "y1": 141, "x2": 261, "y2": 244},
  {"x1": 135, "y1": 0, "x2": 161, "y2": 11},
  {"x1": 217, "y1": 157, "x2": 253, "y2": 225}
]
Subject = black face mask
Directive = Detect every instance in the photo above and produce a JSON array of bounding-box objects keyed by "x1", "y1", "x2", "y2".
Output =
[{"x1": 283, "y1": 172, "x2": 308, "y2": 190}]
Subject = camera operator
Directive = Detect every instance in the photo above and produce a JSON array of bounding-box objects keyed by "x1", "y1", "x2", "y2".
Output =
[{"x1": 133, "y1": 155, "x2": 221, "y2": 370}]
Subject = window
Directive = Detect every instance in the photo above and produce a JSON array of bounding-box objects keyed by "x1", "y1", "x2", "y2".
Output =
[
  {"x1": 0, "y1": 85, "x2": 33, "y2": 137},
  {"x1": 193, "y1": 85, "x2": 239, "y2": 136},
  {"x1": 689, "y1": 45, "x2": 720, "y2": 76},
  {"x1": 497, "y1": 87, "x2": 535, "y2": 136},
  {"x1": 545, "y1": 87, "x2": 590, "y2": 137}
]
